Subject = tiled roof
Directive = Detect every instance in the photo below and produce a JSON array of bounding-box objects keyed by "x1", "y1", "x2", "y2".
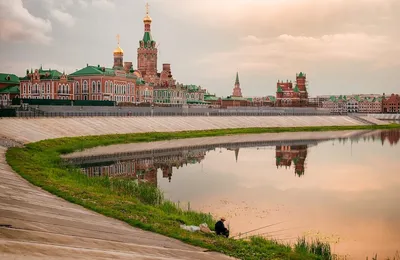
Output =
[
  {"x1": 0, "y1": 85, "x2": 19, "y2": 94},
  {"x1": 19, "y1": 69, "x2": 64, "y2": 81},
  {"x1": 0, "y1": 73, "x2": 20, "y2": 84},
  {"x1": 70, "y1": 65, "x2": 111, "y2": 76}
]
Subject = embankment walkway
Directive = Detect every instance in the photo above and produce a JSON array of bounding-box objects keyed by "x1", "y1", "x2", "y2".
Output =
[{"x1": 0, "y1": 115, "x2": 382, "y2": 143}]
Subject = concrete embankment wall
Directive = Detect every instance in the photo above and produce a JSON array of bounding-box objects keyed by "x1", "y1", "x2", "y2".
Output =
[{"x1": 1, "y1": 116, "x2": 370, "y2": 143}]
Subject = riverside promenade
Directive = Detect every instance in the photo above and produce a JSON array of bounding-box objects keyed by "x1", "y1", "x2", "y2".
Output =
[{"x1": 0, "y1": 116, "x2": 386, "y2": 259}]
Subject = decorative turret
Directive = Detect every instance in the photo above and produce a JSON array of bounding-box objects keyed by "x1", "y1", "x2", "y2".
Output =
[{"x1": 113, "y1": 34, "x2": 124, "y2": 69}]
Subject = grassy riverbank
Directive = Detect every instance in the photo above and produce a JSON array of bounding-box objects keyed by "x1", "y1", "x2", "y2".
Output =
[{"x1": 6, "y1": 124, "x2": 400, "y2": 260}]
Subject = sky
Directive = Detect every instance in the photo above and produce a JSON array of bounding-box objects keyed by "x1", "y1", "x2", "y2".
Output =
[{"x1": 0, "y1": 0, "x2": 399, "y2": 97}]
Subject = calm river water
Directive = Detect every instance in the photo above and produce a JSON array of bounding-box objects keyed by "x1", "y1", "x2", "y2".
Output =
[{"x1": 75, "y1": 130, "x2": 400, "y2": 259}]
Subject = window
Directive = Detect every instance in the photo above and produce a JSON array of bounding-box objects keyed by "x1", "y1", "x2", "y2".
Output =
[
  {"x1": 97, "y1": 81, "x2": 101, "y2": 93},
  {"x1": 110, "y1": 82, "x2": 113, "y2": 93},
  {"x1": 105, "y1": 81, "x2": 108, "y2": 93},
  {"x1": 75, "y1": 82, "x2": 80, "y2": 94},
  {"x1": 92, "y1": 81, "x2": 96, "y2": 93},
  {"x1": 66, "y1": 84, "x2": 70, "y2": 94},
  {"x1": 28, "y1": 84, "x2": 31, "y2": 93},
  {"x1": 83, "y1": 81, "x2": 88, "y2": 93},
  {"x1": 23, "y1": 84, "x2": 26, "y2": 94}
]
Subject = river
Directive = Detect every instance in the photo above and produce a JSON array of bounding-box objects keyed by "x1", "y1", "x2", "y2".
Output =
[{"x1": 69, "y1": 129, "x2": 400, "y2": 259}]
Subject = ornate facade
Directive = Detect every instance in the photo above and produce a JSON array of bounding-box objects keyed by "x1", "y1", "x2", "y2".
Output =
[
  {"x1": 382, "y1": 93, "x2": 400, "y2": 113},
  {"x1": 320, "y1": 94, "x2": 384, "y2": 114},
  {"x1": 276, "y1": 72, "x2": 308, "y2": 107},
  {"x1": 19, "y1": 67, "x2": 73, "y2": 100}
]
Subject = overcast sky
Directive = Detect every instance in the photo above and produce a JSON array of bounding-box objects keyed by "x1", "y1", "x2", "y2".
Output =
[{"x1": 0, "y1": 0, "x2": 399, "y2": 96}]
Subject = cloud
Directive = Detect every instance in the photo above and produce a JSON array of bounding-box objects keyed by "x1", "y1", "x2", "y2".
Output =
[
  {"x1": 50, "y1": 9, "x2": 76, "y2": 28},
  {"x1": 0, "y1": 0, "x2": 52, "y2": 45},
  {"x1": 77, "y1": 0, "x2": 89, "y2": 8},
  {"x1": 198, "y1": 32, "x2": 400, "y2": 77},
  {"x1": 92, "y1": 0, "x2": 115, "y2": 9}
]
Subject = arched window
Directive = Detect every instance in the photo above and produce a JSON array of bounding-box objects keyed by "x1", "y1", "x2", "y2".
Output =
[
  {"x1": 92, "y1": 81, "x2": 96, "y2": 93},
  {"x1": 23, "y1": 84, "x2": 26, "y2": 94},
  {"x1": 66, "y1": 84, "x2": 70, "y2": 94},
  {"x1": 28, "y1": 83, "x2": 31, "y2": 93},
  {"x1": 105, "y1": 81, "x2": 108, "y2": 93},
  {"x1": 47, "y1": 83, "x2": 50, "y2": 93},
  {"x1": 75, "y1": 82, "x2": 80, "y2": 94},
  {"x1": 83, "y1": 81, "x2": 88, "y2": 93},
  {"x1": 127, "y1": 84, "x2": 130, "y2": 95},
  {"x1": 97, "y1": 81, "x2": 101, "y2": 93}
]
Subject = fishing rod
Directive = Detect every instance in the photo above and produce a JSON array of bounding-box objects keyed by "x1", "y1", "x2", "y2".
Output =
[{"x1": 231, "y1": 221, "x2": 286, "y2": 239}]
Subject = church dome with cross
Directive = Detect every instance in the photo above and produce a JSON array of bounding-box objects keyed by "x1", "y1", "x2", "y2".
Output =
[
  {"x1": 143, "y1": 3, "x2": 152, "y2": 23},
  {"x1": 113, "y1": 34, "x2": 124, "y2": 55}
]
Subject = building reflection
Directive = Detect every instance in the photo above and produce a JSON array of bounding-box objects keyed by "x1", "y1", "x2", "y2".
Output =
[
  {"x1": 78, "y1": 129, "x2": 399, "y2": 183},
  {"x1": 81, "y1": 148, "x2": 209, "y2": 185},
  {"x1": 275, "y1": 145, "x2": 308, "y2": 177}
]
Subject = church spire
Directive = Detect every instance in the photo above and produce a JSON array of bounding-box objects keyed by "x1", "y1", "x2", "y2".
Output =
[{"x1": 232, "y1": 71, "x2": 242, "y2": 97}]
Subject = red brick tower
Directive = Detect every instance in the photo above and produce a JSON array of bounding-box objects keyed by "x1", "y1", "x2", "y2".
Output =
[
  {"x1": 232, "y1": 72, "x2": 242, "y2": 97},
  {"x1": 137, "y1": 3, "x2": 158, "y2": 83},
  {"x1": 113, "y1": 34, "x2": 124, "y2": 70},
  {"x1": 296, "y1": 72, "x2": 308, "y2": 106}
]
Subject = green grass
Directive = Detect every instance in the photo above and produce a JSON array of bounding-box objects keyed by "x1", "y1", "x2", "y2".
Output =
[{"x1": 5, "y1": 124, "x2": 400, "y2": 260}]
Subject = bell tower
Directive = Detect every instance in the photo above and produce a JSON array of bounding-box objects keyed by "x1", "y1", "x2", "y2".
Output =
[{"x1": 137, "y1": 3, "x2": 158, "y2": 81}]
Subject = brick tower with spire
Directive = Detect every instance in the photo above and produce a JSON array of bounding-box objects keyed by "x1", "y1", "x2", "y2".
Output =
[
  {"x1": 232, "y1": 72, "x2": 242, "y2": 97},
  {"x1": 137, "y1": 3, "x2": 158, "y2": 83}
]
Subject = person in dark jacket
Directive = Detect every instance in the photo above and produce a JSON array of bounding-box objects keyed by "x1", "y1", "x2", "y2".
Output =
[{"x1": 215, "y1": 217, "x2": 229, "y2": 238}]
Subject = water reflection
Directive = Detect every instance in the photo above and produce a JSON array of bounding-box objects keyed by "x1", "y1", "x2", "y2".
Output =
[
  {"x1": 81, "y1": 148, "x2": 211, "y2": 185},
  {"x1": 78, "y1": 130, "x2": 400, "y2": 183},
  {"x1": 72, "y1": 129, "x2": 400, "y2": 259}
]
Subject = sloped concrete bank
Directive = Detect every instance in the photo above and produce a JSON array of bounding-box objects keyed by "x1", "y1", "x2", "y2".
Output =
[{"x1": 0, "y1": 115, "x2": 374, "y2": 143}]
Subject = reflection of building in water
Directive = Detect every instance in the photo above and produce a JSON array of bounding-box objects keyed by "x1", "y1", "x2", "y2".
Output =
[
  {"x1": 275, "y1": 145, "x2": 308, "y2": 177},
  {"x1": 81, "y1": 148, "x2": 208, "y2": 184},
  {"x1": 380, "y1": 130, "x2": 400, "y2": 146},
  {"x1": 82, "y1": 160, "x2": 158, "y2": 185},
  {"x1": 227, "y1": 148, "x2": 240, "y2": 162}
]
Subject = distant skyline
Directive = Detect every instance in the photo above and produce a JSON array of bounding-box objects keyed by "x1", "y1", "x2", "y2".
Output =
[{"x1": 0, "y1": 0, "x2": 399, "y2": 96}]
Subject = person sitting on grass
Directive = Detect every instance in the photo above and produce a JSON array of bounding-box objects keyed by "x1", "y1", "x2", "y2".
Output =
[{"x1": 215, "y1": 217, "x2": 229, "y2": 238}]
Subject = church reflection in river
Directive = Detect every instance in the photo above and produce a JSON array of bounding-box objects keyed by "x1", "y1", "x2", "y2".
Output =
[{"x1": 78, "y1": 129, "x2": 400, "y2": 184}]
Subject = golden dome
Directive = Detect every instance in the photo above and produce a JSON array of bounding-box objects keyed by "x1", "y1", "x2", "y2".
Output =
[
  {"x1": 143, "y1": 14, "x2": 152, "y2": 23},
  {"x1": 114, "y1": 45, "x2": 124, "y2": 54},
  {"x1": 113, "y1": 34, "x2": 123, "y2": 54}
]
